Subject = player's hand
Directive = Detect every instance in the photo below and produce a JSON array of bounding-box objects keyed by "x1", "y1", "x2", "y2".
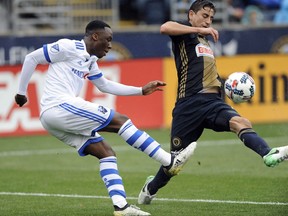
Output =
[
  {"x1": 198, "y1": 27, "x2": 219, "y2": 42},
  {"x1": 142, "y1": 81, "x2": 166, "y2": 95},
  {"x1": 15, "y1": 94, "x2": 28, "y2": 107}
]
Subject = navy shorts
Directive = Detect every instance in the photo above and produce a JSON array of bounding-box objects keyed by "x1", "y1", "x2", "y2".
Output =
[{"x1": 170, "y1": 93, "x2": 240, "y2": 151}]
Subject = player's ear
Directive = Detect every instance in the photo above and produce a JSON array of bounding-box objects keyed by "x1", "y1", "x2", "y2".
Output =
[
  {"x1": 188, "y1": 10, "x2": 195, "y2": 19},
  {"x1": 92, "y1": 33, "x2": 98, "y2": 41}
]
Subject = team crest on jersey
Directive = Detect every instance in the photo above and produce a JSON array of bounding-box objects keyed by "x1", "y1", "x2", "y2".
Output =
[
  {"x1": 172, "y1": 137, "x2": 182, "y2": 147},
  {"x1": 98, "y1": 106, "x2": 107, "y2": 114},
  {"x1": 195, "y1": 43, "x2": 214, "y2": 58},
  {"x1": 50, "y1": 44, "x2": 60, "y2": 53}
]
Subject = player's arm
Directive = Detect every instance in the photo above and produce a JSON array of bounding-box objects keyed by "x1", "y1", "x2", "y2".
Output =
[
  {"x1": 89, "y1": 75, "x2": 166, "y2": 96},
  {"x1": 160, "y1": 21, "x2": 219, "y2": 42},
  {"x1": 15, "y1": 48, "x2": 48, "y2": 107}
]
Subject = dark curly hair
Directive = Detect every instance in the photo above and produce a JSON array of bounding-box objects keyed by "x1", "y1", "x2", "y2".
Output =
[
  {"x1": 189, "y1": 0, "x2": 216, "y2": 13},
  {"x1": 85, "y1": 20, "x2": 111, "y2": 36}
]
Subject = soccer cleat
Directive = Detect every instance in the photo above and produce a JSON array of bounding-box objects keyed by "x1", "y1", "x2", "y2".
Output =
[
  {"x1": 138, "y1": 175, "x2": 156, "y2": 205},
  {"x1": 113, "y1": 204, "x2": 151, "y2": 216},
  {"x1": 263, "y1": 146, "x2": 288, "y2": 167},
  {"x1": 164, "y1": 142, "x2": 197, "y2": 176}
]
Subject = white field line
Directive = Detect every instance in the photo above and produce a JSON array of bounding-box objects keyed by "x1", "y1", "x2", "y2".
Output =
[
  {"x1": 1, "y1": 136, "x2": 287, "y2": 157},
  {"x1": 0, "y1": 191, "x2": 287, "y2": 206}
]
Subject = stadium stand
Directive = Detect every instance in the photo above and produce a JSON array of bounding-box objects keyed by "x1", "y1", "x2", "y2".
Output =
[
  {"x1": 8, "y1": 0, "x2": 118, "y2": 35},
  {"x1": 0, "y1": 0, "x2": 285, "y2": 36}
]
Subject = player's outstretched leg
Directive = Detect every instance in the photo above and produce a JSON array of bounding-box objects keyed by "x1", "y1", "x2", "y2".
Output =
[
  {"x1": 263, "y1": 145, "x2": 288, "y2": 167},
  {"x1": 119, "y1": 120, "x2": 196, "y2": 168}
]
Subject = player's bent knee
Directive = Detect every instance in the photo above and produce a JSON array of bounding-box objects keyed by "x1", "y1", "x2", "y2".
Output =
[
  {"x1": 229, "y1": 116, "x2": 252, "y2": 133},
  {"x1": 84, "y1": 142, "x2": 116, "y2": 159}
]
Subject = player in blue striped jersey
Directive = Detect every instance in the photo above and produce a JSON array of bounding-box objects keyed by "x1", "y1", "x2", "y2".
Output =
[{"x1": 14, "y1": 20, "x2": 196, "y2": 216}]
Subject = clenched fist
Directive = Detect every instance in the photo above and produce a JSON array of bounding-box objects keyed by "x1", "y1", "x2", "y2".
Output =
[{"x1": 15, "y1": 94, "x2": 28, "y2": 107}]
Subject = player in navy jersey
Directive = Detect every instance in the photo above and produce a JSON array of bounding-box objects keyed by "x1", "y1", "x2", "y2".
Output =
[
  {"x1": 138, "y1": 0, "x2": 288, "y2": 205},
  {"x1": 14, "y1": 20, "x2": 196, "y2": 216}
]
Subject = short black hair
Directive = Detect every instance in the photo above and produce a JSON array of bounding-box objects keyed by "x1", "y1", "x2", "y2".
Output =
[
  {"x1": 85, "y1": 20, "x2": 111, "y2": 36},
  {"x1": 189, "y1": 0, "x2": 216, "y2": 14}
]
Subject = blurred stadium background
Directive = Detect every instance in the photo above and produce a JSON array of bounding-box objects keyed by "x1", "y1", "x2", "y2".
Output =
[{"x1": 1, "y1": 0, "x2": 288, "y2": 137}]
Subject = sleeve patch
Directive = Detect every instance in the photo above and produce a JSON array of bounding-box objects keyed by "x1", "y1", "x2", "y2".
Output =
[{"x1": 51, "y1": 44, "x2": 60, "y2": 53}]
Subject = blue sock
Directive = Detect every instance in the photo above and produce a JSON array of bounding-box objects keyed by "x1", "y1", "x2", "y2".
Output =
[{"x1": 238, "y1": 128, "x2": 271, "y2": 157}]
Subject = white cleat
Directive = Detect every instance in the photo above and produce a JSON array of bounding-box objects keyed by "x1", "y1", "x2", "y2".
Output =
[
  {"x1": 113, "y1": 204, "x2": 151, "y2": 216},
  {"x1": 138, "y1": 175, "x2": 156, "y2": 205},
  {"x1": 165, "y1": 142, "x2": 197, "y2": 176}
]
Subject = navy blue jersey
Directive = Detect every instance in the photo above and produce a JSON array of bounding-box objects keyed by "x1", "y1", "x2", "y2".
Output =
[{"x1": 170, "y1": 21, "x2": 222, "y2": 101}]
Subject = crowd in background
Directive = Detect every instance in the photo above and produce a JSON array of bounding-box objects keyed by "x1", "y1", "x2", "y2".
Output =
[
  {"x1": 0, "y1": 0, "x2": 288, "y2": 35},
  {"x1": 120, "y1": 0, "x2": 288, "y2": 25},
  {"x1": 228, "y1": 0, "x2": 288, "y2": 25}
]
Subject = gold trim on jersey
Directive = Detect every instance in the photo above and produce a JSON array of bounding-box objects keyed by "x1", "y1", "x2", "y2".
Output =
[{"x1": 178, "y1": 40, "x2": 188, "y2": 99}]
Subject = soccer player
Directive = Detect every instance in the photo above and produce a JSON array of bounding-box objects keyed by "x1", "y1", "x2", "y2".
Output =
[
  {"x1": 138, "y1": 0, "x2": 288, "y2": 205},
  {"x1": 14, "y1": 20, "x2": 196, "y2": 216}
]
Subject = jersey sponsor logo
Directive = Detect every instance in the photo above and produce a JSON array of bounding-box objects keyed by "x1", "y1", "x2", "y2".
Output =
[
  {"x1": 50, "y1": 44, "x2": 60, "y2": 53},
  {"x1": 195, "y1": 43, "x2": 214, "y2": 58},
  {"x1": 71, "y1": 68, "x2": 89, "y2": 79}
]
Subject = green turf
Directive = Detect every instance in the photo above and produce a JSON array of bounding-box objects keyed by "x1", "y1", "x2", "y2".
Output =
[{"x1": 0, "y1": 122, "x2": 288, "y2": 215}]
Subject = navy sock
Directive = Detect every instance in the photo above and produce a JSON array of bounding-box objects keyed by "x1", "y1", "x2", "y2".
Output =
[
  {"x1": 148, "y1": 166, "x2": 172, "y2": 195},
  {"x1": 238, "y1": 128, "x2": 271, "y2": 157}
]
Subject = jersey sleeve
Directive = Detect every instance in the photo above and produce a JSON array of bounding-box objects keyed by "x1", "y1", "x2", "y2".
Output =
[
  {"x1": 87, "y1": 60, "x2": 103, "y2": 80},
  {"x1": 42, "y1": 39, "x2": 74, "y2": 63}
]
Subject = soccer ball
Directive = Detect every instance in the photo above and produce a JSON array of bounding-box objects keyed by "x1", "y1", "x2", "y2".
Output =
[{"x1": 224, "y1": 72, "x2": 256, "y2": 103}]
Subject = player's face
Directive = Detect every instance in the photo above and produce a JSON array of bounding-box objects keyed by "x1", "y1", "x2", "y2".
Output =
[
  {"x1": 189, "y1": 7, "x2": 214, "y2": 28},
  {"x1": 92, "y1": 27, "x2": 113, "y2": 58}
]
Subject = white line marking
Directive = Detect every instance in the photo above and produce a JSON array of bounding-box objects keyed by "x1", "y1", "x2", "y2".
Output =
[
  {"x1": 0, "y1": 192, "x2": 287, "y2": 206},
  {"x1": 1, "y1": 136, "x2": 287, "y2": 157}
]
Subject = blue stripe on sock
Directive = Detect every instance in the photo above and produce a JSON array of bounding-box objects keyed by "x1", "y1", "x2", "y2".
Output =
[
  {"x1": 107, "y1": 179, "x2": 123, "y2": 186},
  {"x1": 109, "y1": 189, "x2": 126, "y2": 198},
  {"x1": 100, "y1": 169, "x2": 119, "y2": 177},
  {"x1": 139, "y1": 137, "x2": 154, "y2": 151},
  {"x1": 149, "y1": 145, "x2": 160, "y2": 157},
  {"x1": 100, "y1": 158, "x2": 117, "y2": 163},
  {"x1": 126, "y1": 130, "x2": 144, "y2": 146}
]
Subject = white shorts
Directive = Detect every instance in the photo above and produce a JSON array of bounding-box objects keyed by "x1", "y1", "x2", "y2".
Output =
[{"x1": 40, "y1": 97, "x2": 115, "y2": 156}]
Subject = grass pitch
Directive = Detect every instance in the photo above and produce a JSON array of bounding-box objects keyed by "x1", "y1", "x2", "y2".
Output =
[{"x1": 0, "y1": 122, "x2": 288, "y2": 215}]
